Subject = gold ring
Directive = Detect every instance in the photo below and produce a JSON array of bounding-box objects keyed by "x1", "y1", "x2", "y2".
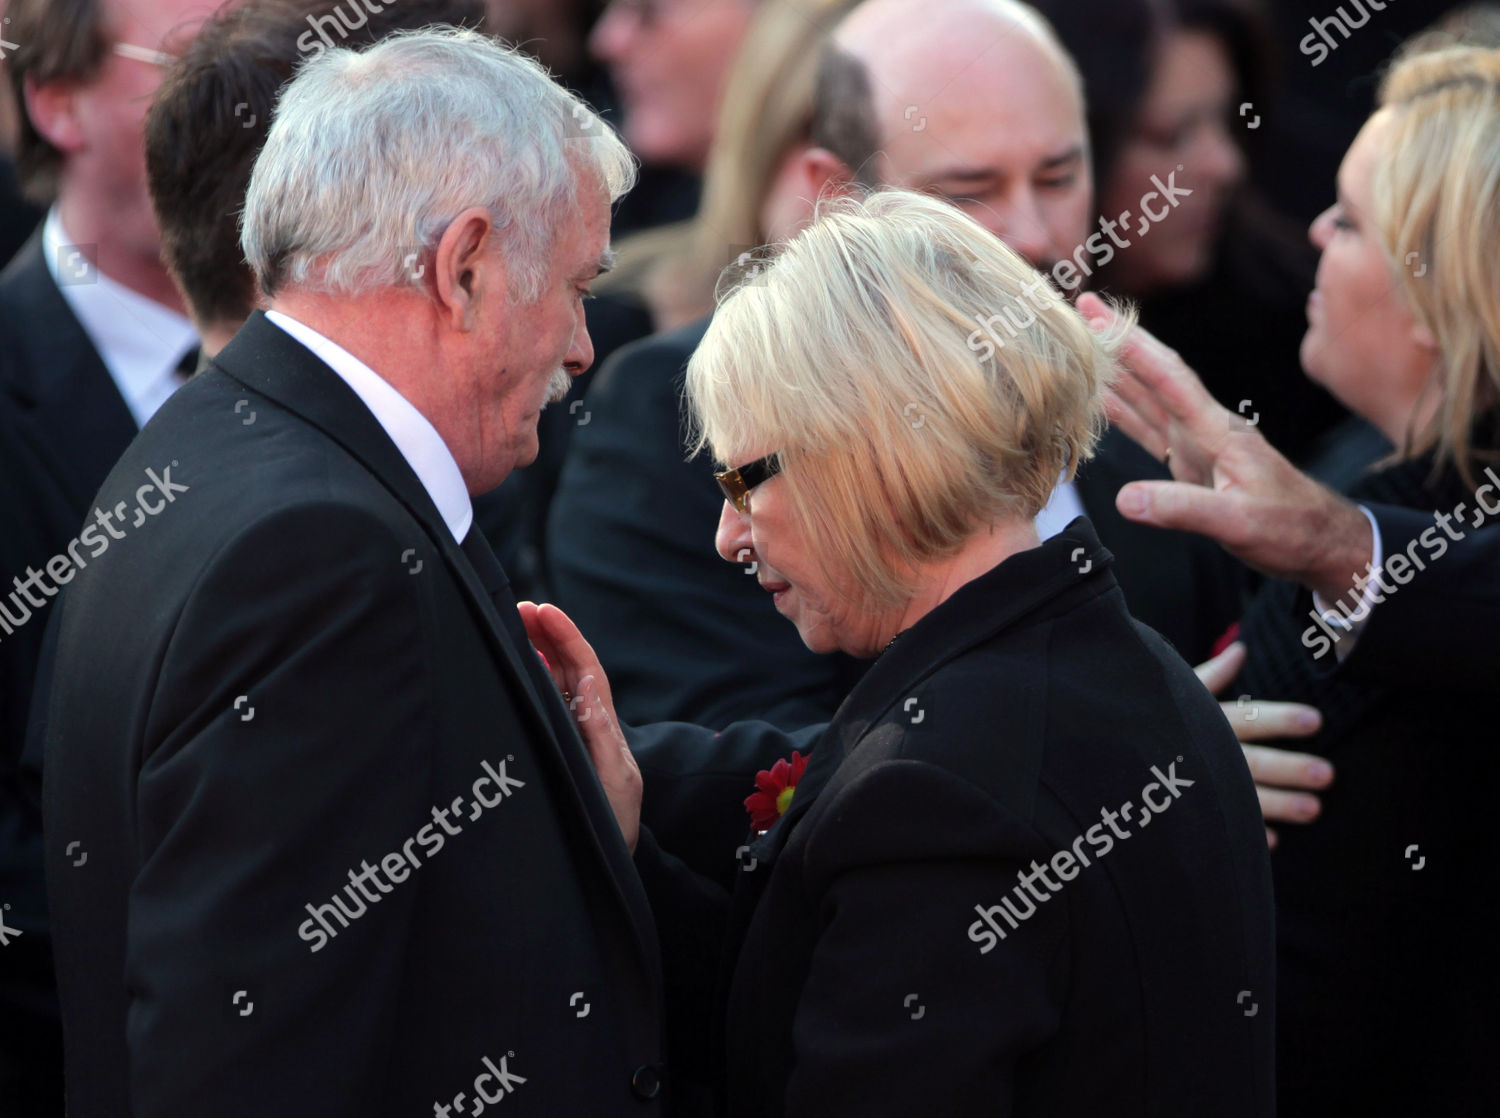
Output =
[{"x1": 562, "y1": 690, "x2": 573, "y2": 704}]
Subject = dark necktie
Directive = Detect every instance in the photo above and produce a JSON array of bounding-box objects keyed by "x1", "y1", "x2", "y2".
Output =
[
  {"x1": 174, "y1": 345, "x2": 201, "y2": 382},
  {"x1": 458, "y1": 525, "x2": 572, "y2": 733}
]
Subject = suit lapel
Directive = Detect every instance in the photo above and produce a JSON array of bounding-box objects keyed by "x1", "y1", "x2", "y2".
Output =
[
  {"x1": 211, "y1": 313, "x2": 662, "y2": 988},
  {"x1": 0, "y1": 233, "x2": 138, "y2": 514}
]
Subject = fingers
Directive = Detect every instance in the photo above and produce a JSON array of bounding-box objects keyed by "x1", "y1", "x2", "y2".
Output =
[
  {"x1": 1243, "y1": 741, "x2": 1332, "y2": 828},
  {"x1": 1109, "y1": 354, "x2": 1178, "y2": 451},
  {"x1": 1224, "y1": 699, "x2": 1324, "y2": 743},
  {"x1": 1115, "y1": 479, "x2": 1248, "y2": 545},
  {"x1": 1194, "y1": 641, "x2": 1246, "y2": 697},
  {"x1": 539, "y1": 604, "x2": 619, "y2": 716},
  {"x1": 1114, "y1": 318, "x2": 1222, "y2": 437},
  {"x1": 1256, "y1": 783, "x2": 1324, "y2": 826},
  {"x1": 1104, "y1": 389, "x2": 1170, "y2": 463},
  {"x1": 534, "y1": 602, "x2": 599, "y2": 686},
  {"x1": 575, "y1": 674, "x2": 641, "y2": 852},
  {"x1": 517, "y1": 601, "x2": 568, "y2": 693},
  {"x1": 1241, "y1": 743, "x2": 1333, "y2": 788}
]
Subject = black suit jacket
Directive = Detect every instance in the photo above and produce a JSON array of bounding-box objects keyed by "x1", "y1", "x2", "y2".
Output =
[
  {"x1": 641, "y1": 520, "x2": 1275, "y2": 1117},
  {"x1": 0, "y1": 231, "x2": 139, "y2": 517},
  {"x1": 40, "y1": 312, "x2": 666, "y2": 1116},
  {"x1": 0, "y1": 230, "x2": 138, "y2": 1114},
  {"x1": 547, "y1": 318, "x2": 1243, "y2": 733},
  {"x1": 1072, "y1": 427, "x2": 1245, "y2": 662},
  {"x1": 1236, "y1": 433, "x2": 1500, "y2": 1116}
]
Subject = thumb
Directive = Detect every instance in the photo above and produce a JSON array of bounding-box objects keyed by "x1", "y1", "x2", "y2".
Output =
[
  {"x1": 1195, "y1": 641, "x2": 1245, "y2": 697},
  {"x1": 1116, "y1": 479, "x2": 1240, "y2": 540}
]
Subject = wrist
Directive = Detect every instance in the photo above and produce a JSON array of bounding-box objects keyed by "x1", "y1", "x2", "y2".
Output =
[{"x1": 1300, "y1": 492, "x2": 1374, "y2": 602}]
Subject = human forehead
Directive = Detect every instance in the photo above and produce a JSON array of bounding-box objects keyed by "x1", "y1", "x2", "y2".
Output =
[{"x1": 866, "y1": 28, "x2": 1084, "y2": 174}]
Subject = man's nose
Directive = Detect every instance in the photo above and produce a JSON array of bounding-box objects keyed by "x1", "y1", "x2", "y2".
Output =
[
  {"x1": 980, "y1": 190, "x2": 1053, "y2": 269},
  {"x1": 566, "y1": 318, "x2": 595, "y2": 376},
  {"x1": 589, "y1": 3, "x2": 634, "y2": 64}
]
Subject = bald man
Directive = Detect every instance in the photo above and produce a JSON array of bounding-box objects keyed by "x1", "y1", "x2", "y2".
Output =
[{"x1": 808, "y1": 0, "x2": 1092, "y2": 269}]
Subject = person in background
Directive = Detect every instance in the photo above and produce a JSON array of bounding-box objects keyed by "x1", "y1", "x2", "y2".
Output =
[
  {"x1": 145, "y1": 0, "x2": 486, "y2": 360},
  {"x1": 0, "y1": 11, "x2": 45, "y2": 266},
  {"x1": 587, "y1": 0, "x2": 754, "y2": 237},
  {"x1": 0, "y1": 0, "x2": 215, "y2": 1109},
  {"x1": 1036, "y1": 0, "x2": 1345, "y2": 465},
  {"x1": 1083, "y1": 40, "x2": 1500, "y2": 1114},
  {"x1": 1259, "y1": 0, "x2": 1469, "y2": 227}
]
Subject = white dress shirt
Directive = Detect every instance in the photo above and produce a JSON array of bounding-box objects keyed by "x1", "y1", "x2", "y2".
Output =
[
  {"x1": 1312, "y1": 505, "x2": 1385, "y2": 659},
  {"x1": 266, "y1": 310, "x2": 474, "y2": 543},
  {"x1": 42, "y1": 209, "x2": 197, "y2": 427},
  {"x1": 1034, "y1": 477, "x2": 1088, "y2": 541}
]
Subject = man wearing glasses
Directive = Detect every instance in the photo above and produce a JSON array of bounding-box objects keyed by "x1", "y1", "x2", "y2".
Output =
[{"x1": 0, "y1": 0, "x2": 212, "y2": 1111}]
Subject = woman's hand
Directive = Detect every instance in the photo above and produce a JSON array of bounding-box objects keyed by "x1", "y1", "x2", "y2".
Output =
[
  {"x1": 1194, "y1": 641, "x2": 1334, "y2": 849},
  {"x1": 518, "y1": 601, "x2": 641, "y2": 853}
]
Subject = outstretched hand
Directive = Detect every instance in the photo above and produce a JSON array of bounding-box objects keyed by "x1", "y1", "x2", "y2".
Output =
[
  {"x1": 1077, "y1": 293, "x2": 1372, "y2": 604},
  {"x1": 518, "y1": 601, "x2": 641, "y2": 853},
  {"x1": 1194, "y1": 642, "x2": 1334, "y2": 849}
]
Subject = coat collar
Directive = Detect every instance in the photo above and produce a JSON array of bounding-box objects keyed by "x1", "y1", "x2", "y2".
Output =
[
  {"x1": 751, "y1": 517, "x2": 1116, "y2": 859},
  {"x1": 0, "y1": 229, "x2": 138, "y2": 510}
]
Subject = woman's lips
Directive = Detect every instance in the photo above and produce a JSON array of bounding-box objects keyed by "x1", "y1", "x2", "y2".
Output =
[{"x1": 760, "y1": 578, "x2": 791, "y2": 604}]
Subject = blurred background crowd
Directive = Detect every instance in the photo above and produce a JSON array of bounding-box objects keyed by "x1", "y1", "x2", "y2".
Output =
[{"x1": 2, "y1": 0, "x2": 1497, "y2": 1113}]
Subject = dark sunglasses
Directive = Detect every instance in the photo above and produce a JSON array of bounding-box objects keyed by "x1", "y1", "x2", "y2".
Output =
[{"x1": 713, "y1": 452, "x2": 782, "y2": 514}]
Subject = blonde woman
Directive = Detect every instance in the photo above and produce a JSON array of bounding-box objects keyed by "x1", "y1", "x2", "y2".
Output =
[
  {"x1": 1084, "y1": 43, "x2": 1500, "y2": 1116},
  {"x1": 532, "y1": 190, "x2": 1275, "y2": 1115}
]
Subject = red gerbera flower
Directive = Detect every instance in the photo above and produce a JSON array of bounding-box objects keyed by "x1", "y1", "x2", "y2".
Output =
[{"x1": 745, "y1": 751, "x2": 809, "y2": 833}]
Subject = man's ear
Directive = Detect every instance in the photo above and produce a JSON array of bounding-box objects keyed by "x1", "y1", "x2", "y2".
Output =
[
  {"x1": 23, "y1": 76, "x2": 86, "y2": 156},
  {"x1": 433, "y1": 206, "x2": 505, "y2": 330},
  {"x1": 798, "y1": 147, "x2": 862, "y2": 204}
]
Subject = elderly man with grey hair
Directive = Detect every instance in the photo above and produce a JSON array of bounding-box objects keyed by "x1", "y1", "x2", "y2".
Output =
[{"x1": 37, "y1": 27, "x2": 681, "y2": 1116}]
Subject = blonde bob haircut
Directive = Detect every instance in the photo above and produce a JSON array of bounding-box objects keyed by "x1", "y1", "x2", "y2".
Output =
[
  {"x1": 687, "y1": 189, "x2": 1133, "y2": 610},
  {"x1": 1375, "y1": 44, "x2": 1500, "y2": 482}
]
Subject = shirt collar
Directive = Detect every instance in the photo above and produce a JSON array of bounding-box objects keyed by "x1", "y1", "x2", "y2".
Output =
[
  {"x1": 41, "y1": 208, "x2": 197, "y2": 428},
  {"x1": 265, "y1": 310, "x2": 474, "y2": 543}
]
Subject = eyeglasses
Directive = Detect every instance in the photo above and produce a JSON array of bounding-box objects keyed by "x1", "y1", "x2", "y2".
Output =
[
  {"x1": 714, "y1": 452, "x2": 782, "y2": 514},
  {"x1": 111, "y1": 42, "x2": 176, "y2": 67}
]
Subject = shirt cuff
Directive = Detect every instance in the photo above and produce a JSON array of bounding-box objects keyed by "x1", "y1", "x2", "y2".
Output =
[{"x1": 1310, "y1": 505, "x2": 1383, "y2": 661}]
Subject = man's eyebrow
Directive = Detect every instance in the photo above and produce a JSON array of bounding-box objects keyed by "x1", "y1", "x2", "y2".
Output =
[
  {"x1": 1037, "y1": 145, "x2": 1085, "y2": 172},
  {"x1": 924, "y1": 146, "x2": 1085, "y2": 186}
]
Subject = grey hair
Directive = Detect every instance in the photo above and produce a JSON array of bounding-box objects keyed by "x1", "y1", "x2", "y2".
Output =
[{"x1": 241, "y1": 26, "x2": 636, "y2": 303}]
